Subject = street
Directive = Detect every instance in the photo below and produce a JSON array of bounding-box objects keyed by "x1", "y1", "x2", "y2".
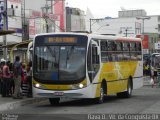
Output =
[{"x1": 1, "y1": 85, "x2": 160, "y2": 120}]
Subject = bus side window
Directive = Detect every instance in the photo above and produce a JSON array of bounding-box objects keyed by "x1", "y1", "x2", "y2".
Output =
[
  {"x1": 112, "y1": 42, "x2": 118, "y2": 61},
  {"x1": 130, "y1": 42, "x2": 137, "y2": 60},
  {"x1": 108, "y1": 41, "x2": 114, "y2": 61},
  {"x1": 137, "y1": 42, "x2": 142, "y2": 60},
  {"x1": 100, "y1": 40, "x2": 108, "y2": 62},
  {"x1": 92, "y1": 46, "x2": 99, "y2": 64},
  {"x1": 116, "y1": 42, "x2": 123, "y2": 61},
  {"x1": 100, "y1": 41, "x2": 107, "y2": 51},
  {"x1": 137, "y1": 43, "x2": 141, "y2": 51},
  {"x1": 123, "y1": 42, "x2": 130, "y2": 60}
]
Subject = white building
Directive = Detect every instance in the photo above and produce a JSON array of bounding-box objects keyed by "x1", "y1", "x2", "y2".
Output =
[
  {"x1": 91, "y1": 9, "x2": 160, "y2": 54},
  {"x1": 66, "y1": 7, "x2": 85, "y2": 32}
]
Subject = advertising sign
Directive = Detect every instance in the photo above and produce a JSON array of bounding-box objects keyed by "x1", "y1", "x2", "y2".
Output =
[
  {"x1": 29, "y1": 19, "x2": 35, "y2": 36},
  {"x1": 155, "y1": 42, "x2": 160, "y2": 49},
  {"x1": 0, "y1": 1, "x2": 4, "y2": 30},
  {"x1": 136, "y1": 34, "x2": 149, "y2": 49},
  {"x1": 29, "y1": 10, "x2": 46, "y2": 38},
  {"x1": 54, "y1": 0, "x2": 65, "y2": 31}
]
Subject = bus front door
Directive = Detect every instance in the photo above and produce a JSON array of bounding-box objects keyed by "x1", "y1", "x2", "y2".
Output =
[{"x1": 87, "y1": 42, "x2": 100, "y2": 82}]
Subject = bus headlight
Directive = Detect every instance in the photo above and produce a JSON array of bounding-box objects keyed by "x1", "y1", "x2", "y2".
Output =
[
  {"x1": 71, "y1": 83, "x2": 87, "y2": 89},
  {"x1": 34, "y1": 83, "x2": 46, "y2": 89},
  {"x1": 79, "y1": 84, "x2": 84, "y2": 88},
  {"x1": 35, "y1": 83, "x2": 40, "y2": 88}
]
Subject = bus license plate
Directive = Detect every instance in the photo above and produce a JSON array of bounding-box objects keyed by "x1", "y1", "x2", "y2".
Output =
[{"x1": 54, "y1": 92, "x2": 64, "y2": 96}]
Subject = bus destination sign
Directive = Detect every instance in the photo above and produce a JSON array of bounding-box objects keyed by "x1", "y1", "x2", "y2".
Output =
[{"x1": 47, "y1": 37, "x2": 77, "y2": 43}]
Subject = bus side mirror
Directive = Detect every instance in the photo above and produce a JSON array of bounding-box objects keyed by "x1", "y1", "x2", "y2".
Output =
[{"x1": 29, "y1": 48, "x2": 33, "y2": 54}]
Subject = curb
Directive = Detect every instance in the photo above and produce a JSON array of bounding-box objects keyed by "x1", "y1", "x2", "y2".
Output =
[{"x1": 0, "y1": 98, "x2": 47, "y2": 112}]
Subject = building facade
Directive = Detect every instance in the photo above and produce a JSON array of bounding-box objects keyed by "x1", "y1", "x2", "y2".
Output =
[
  {"x1": 94, "y1": 9, "x2": 160, "y2": 54},
  {"x1": 0, "y1": 0, "x2": 86, "y2": 44},
  {"x1": 0, "y1": 0, "x2": 22, "y2": 45},
  {"x1": 66, "y1": 7, "x2": 85, "y2": 32}
]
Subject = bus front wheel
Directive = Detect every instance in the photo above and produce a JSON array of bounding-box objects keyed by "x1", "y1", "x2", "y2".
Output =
[
  {"x1": 49, "y1": 98, "x2": 60, "y2": 105},
  {"x1": 96, "y1": 85, "x2": 105, "y2": 104}
]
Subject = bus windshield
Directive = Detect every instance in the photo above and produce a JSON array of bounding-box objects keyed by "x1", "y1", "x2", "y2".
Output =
[{"x1": 33, "y1": 35, "x2": 87, "y2": 82}]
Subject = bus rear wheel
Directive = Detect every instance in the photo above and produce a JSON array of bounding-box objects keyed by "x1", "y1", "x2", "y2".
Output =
[
  {"x1": 49, "y1": 98, "x2": 60, "y2": 105},
  {"x1": 124, "y1": 79, "x2": 132, "y2": 98},
  {"x1": 117, "y1": 79, "x2": 132, "y2": 98}
]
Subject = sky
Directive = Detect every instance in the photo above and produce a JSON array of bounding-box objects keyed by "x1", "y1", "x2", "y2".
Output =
[{"x1": 66, "y1": 0, "x2": 160, "y2": 18}]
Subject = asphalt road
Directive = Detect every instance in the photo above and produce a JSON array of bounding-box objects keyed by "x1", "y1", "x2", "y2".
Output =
[{"x1": 1, "y1": 86, "x2": 160, "y2": 120}]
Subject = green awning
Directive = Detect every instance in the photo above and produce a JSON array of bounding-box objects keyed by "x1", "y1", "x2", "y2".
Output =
[{"x1": 0, "y1": 30, "x2": 15, "y2": 35}]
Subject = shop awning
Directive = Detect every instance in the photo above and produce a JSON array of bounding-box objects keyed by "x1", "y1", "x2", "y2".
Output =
[{"x1": 0, "y1": 30, "x2": 15, "y2": 35}]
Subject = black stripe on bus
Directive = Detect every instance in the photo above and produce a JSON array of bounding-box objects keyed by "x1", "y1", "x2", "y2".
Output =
[{"x1": 92, "y1": 76, "x2": 143, "y2": 84}]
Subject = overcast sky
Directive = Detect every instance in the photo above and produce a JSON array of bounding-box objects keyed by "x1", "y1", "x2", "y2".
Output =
[
  {"x1": 25, "y1": 0, "x2": 160, "y2": 18},
  {"x1": 66, "y1": 0, "x2": 160, "y2": 18}
]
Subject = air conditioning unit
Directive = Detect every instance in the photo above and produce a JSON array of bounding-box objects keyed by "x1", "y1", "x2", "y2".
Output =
[{"x1": 7, "y1": 8, "x2": 14, "y2": 16}]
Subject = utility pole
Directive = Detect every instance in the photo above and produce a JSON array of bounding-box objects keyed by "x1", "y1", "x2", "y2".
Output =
[
  {"x1": 46, "y1": 0, "x2": 57, "y2": 32},
  {"x1": 48, "y1": 0, "x2": 53, "y2": 14},
  {"x1": 51, "y1": 0, "x2": 56, "y2": 32},
  {"x1": 136, "y1": 16, "x2": 151, "y2": 34},
  {"x1": 47, "y1": 0, "x2": 56, "y2": 32},
  {"x1": 41, "y1": 1, "x2": 49, "y2": 33},
  {"x1": 21, "y1": 0, "x2": 26, "y2": 41},
  {"x1": 3, "y1": 0, "x2": 8, "y2": 60},
  {"x1": 120, "y1": 27, "x2": 132, "y2": 37}
]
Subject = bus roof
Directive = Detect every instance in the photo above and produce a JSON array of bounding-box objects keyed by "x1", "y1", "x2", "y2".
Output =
[{"x1": 34, "y1": 32, "x2": 141, "y2": 42}]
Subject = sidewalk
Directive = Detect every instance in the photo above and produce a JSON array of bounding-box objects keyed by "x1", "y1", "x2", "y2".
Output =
[
  {"x1": 143, "y1": 75, "x2": 160, "y2": 87},
  {"x1": 0, "y1": 95, "x2": 46, "y2": 112},
  {"x1": 143, "y1": 76, "x2": 151, "y2": 86}
]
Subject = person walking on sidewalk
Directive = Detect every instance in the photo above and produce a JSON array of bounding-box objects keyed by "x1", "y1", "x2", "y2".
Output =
[
  {"x1": 21, "y1": 63, "x2": 28, "y2": 96},
  {"x1": 12, "y1": 56, "x2": 23, "y2": 99},
  {"x1": 26, "y1": 61, "x2": 32, "y2": 97},
  {"x1": 0, "y1": 60, "x2": 4, "y2": 95},
  {"x1": 8, "y1": 62, "x2": 15, "y2": 96},
  {"x1": 2, "y1": 60, "x2": 11, "y2": 97}
]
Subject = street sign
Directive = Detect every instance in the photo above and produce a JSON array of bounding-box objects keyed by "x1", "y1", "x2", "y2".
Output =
[
  {"x1": 143, "y1": 49, "x2": 149, "y2": 54},
  {"x1": 155, "y1": 42, "x2": 160, "y2": 49}
]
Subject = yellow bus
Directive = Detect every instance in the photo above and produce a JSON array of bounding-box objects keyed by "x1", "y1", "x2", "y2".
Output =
[{"x1": 32, "y1": 32, "x2": 143, "y2": 105}]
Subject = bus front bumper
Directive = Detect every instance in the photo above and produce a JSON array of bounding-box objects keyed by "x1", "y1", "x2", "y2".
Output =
[{"x1": 32, "y1": 85, "x2": 96, "y2": 99}]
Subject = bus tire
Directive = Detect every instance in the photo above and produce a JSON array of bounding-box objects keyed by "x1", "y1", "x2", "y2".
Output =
[
  {"x1": 117, "y1": 78, "x2": 132, "y2": 98},
  {"x1": 96, "y1": 85, "x2": 105, "y2": 104},
  {"x1": 124, "y1": 78, "x2": 132, "y2": 98},
  {"x1": 49, "y1": 98, "x2": 60, "y2": 105}
]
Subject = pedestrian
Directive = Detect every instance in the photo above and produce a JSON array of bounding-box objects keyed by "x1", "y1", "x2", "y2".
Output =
[
  {"x1": 150, "y1": 66, "x2": 157, "y2": 88},
  {"x1": 26, "y1": 61, "x2": 32, "y2": 97},
  {"x1": 0, "y1": 60, "x2": 4, "y2": 95},
  {"x1": 0, "y1": 58, "x2": 5, "y2": 97},
  {"x1": 12, "y1": 56, "x2": 23, "y2": 99},
  {"x1": 9, "y1": 62, "x2": 15, "y2": 95},
  {"x1": 2, "y1": 60, "x2": 11, "y2": 97},
  {"x1": 21, "y1": 63, "x2": 28, "y2": 96},
  {"x1": 150, "y1": 76, "x2": 155, "y2": 88}
]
